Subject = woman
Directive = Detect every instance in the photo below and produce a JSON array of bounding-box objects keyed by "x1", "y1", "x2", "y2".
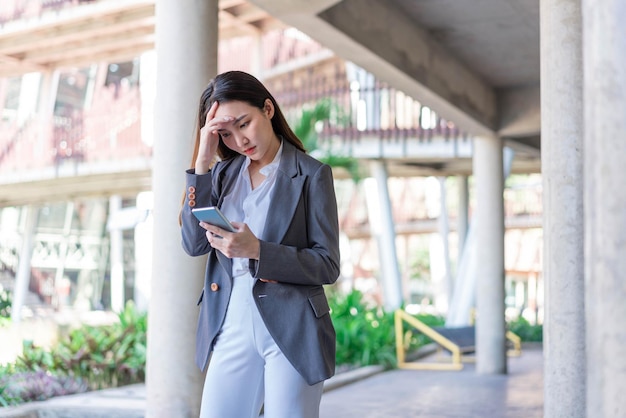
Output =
[{"x1": 180, "y1": 71, "x2": 341, "y2": 418}]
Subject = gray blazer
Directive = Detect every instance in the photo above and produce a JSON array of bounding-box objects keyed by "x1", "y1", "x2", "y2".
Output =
[{"x1": 181, "y1": 140, "x2": 341, "y2": 385}]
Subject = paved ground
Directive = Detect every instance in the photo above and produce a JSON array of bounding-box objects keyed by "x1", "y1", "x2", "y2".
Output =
[
  {"x1": 319, "y1": 344, "x2": 543, "y2": 418},
  {"x1": 0, "y1": 344, "x2": 543, "y2": 418}
]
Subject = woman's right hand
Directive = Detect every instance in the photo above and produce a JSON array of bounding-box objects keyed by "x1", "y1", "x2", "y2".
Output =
[{"x1": 195, "y1": 101, "x2": 233, "y2": 174}]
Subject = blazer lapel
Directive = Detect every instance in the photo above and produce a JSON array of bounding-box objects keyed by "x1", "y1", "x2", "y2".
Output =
[
  {"x1": 213, "y1": 157, "x2": 245, "y2": 275},
  {"x1": 262, "y1": 141, "x2": 305, "y2": 243}
]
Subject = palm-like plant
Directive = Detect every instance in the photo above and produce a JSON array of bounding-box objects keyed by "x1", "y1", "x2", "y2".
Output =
[{"x1": 292, "y1": 98, "x2": 362, "y2": 183}]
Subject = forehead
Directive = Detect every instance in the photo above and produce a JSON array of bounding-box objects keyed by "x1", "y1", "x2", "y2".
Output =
[{"x1": 214, "y1": 100, "x2": 257, "y2": 118}]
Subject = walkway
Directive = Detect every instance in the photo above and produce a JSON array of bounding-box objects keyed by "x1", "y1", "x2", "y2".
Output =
[
  {"x1": 0, "y1": 344, "x2": 543, "y2": 418},
  {"x1": 320, "y1": 344, "x2": 543, "y2": 418}
]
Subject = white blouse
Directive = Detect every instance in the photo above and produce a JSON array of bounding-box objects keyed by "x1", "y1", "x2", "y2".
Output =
[{"x1": 220, "y1": 141, "x2": 283, "y2": 278}]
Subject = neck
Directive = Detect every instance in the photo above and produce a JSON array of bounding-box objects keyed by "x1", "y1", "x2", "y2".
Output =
[{"x1": 251, "y1": 136, "x2": 281, "y2": 169}]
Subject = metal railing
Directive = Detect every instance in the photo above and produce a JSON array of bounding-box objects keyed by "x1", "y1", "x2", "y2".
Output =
[
  {"x1": 0, "y1": 85, "x2": 149, "y2": 178},
  {"x1": 0, "y1": 0, "x2": 98, "y2": 27}
]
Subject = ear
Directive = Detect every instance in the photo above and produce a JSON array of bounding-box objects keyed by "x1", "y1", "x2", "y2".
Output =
[{"x1": 263, "y1": 98, "x2": 275, "y2": 119}]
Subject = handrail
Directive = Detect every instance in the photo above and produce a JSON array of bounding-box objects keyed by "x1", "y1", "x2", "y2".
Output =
[
  {"x1": 394, "y1": 309, "x2": 522, "y2": 371},
  {"x1": 395, "y1": 309, "x2": 464, "y2": 370}
]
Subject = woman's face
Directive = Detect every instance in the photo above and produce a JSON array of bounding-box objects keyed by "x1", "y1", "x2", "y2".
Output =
[{"x1": 213, "y1": 99, "x2": 280, "y2": 166}]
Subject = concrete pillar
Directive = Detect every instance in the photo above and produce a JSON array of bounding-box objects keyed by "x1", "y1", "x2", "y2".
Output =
[
  {"x1": 146, "y1": 0, "x2": 218, "y2": 416},
  {"x1": 53, "y1": 202, "x2": 74, "y2": 309},
  {"x1": 446, "y1": 221, "x2": 476, "y2": 326},
  {"x1": 365, "y1": 160, "x2": 403, "y2": 310},
  {"x1": 473, "y1": 135, "x2": 506, "y2": 374},
  {"x1": 134, "y1": 191, "x2": 153, "y2": 312},
  {"x1": 527, "y1": 272, "x2": 538, "y2": 324},
  {"x1": 582, "y1": 0, "x2": 626, "y2": 415},
  {"x1": 37, "y1": 71, "x2": 60, "y2": 164},
  {"x1": 108, "y1": 195, "x2": 125, "y2": 312},
  {"x1": 11, "y1": 206, "x2": 38, "y2": 323},
  {"x1": 540, "y1": 1, "x2": 586, "y2": 416},
  {"x1": 438, "y1": 177, "x2": 452, "y2": 307},
  {"x1": 430, "y1": 177, "x2": 452, "y2": 313},
  {"x1": 448, "y1": 149, "x2": 511, "y2": 327},
  {"x1": 17, "y1": 73, "x2": 41, "y2": 125},
  {"x1": 74, "y1": 199, "x2": 107, "y2": 311},
  {"x1": 457, "y1": 175, "x2": 469, "y2": 261}
]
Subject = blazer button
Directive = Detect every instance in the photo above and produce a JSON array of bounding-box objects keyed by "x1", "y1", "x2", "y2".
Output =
[
  {"x1": 188, "y1": 186, "x2": 196, "y2": 193},
  {"x1": 188, "y1": 193, "x2": 195, "y2": 200},
  {"x1": 189, "y1": 200, "x2": 196, "y2": 207},
  {"x1": 210, "y1": 283, "x2": 219, "y2": 292}
]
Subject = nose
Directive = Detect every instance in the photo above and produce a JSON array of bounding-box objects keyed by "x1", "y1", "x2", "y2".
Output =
[{"x1": 233, "y1": 133, "x2": 249, "y2": 148}]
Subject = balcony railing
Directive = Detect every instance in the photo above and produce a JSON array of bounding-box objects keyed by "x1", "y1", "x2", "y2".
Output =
[
  {"x1": 265, "y1": 60, "x2": 467, "y2": 154},
  {"x1": 0, "y1": 0, "x2": 98, "y2": 27},
  {"x1": 0, "y1": 85, "x2": 149, "y2": 179}
]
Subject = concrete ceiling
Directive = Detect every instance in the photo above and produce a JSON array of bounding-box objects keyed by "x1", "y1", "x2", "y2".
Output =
[
  {"x1": 394, "y1": 0, "x2": 540, "y2": 88},
  {"x1": 247, "y1": 0, "x2": 541, "y2": 142},
  {"x1": 238, "y1": 0, "x2": 542, "y2": 179}
]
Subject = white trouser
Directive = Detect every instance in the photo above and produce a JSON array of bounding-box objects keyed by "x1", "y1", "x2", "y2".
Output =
[{"x1": 199, "y1": 272, "x2": 324, "y2": 418}]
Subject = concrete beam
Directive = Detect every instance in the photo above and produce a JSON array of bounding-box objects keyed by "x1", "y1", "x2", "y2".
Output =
[
  {"x1": 248, "y1": 0, "x2": 497, "y2": 136},
  {"x1": 0, "y1": 170, "x2": 152, "y2": 208},
  {"x1": 497, "y1": 85, "x2": 541, "y2": 138}
]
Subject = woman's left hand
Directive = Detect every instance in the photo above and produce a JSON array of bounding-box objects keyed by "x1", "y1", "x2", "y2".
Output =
[{"x1": 201, "y1": 221, "x2": 260, "y2": 260}]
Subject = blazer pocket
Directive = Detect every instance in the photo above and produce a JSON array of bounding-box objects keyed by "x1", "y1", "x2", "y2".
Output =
[
  {"x1": 197, "y1": 288, "x2": 205, "y2": 306},
  {"x1": 308, "y1": 291, "x2": 330, "y2": 318}
]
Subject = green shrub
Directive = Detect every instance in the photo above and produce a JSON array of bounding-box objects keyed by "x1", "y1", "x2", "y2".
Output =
[
  {"x1": 4, "y1": 301, "x2": 146, "y2": 405},
  {"x1": 329, "y1": 289, "x2": 444, "y2": 369},
  {"x1": 508, "y1": 316, "x2": 543, "y2": 342},
  {"x1": 0, "y1": 363, "x2": 16, "y2": 407}
]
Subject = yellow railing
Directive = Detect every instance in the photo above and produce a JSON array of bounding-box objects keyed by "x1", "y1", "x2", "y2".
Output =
[{"x1": 394, "y1": 309, "x2": 522, "y2": 371}]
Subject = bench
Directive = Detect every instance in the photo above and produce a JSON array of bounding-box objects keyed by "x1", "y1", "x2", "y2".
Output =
[{"x1": 394, "y1": 309, "x2": 522, "y2": 371}]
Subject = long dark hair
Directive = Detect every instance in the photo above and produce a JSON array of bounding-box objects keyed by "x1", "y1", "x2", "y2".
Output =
[{"x1": 189, "y1": 71, "x2": 306, "y2": 167}]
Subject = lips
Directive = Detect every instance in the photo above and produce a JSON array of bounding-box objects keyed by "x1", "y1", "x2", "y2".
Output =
[{"x1": 243, "y1": 146, "x2": 256, "y2": 155}]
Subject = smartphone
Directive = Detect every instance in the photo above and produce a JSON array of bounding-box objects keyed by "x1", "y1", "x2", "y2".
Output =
[{"x1": 191, "y1": 206, "x2": 237, "y2": 233}]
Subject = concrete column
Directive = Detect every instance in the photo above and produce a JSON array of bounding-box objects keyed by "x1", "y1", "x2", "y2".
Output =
[
  {"x1": 582, "y1": 1, "x2": 626, "y2": 415},
  {"x1": 457, "y1": 175, "x2": 469, "y2": 261},
  {"x1": 448, "y1": 149, "x2": 512, "y2": 327},
  {"x1": 53, "y1": 202, "x2": 74, "y2": 309},
  {"x1": 430, "y1": 177, "x2": 452, "y2": 313},
  {"x1": 446, "y1": 221, "x2": 476, "y2": 326},
  {"x1": 146, "y1": 0, "x2": 218, "y2": 416},
  {"x1": 540, "y1": 1, "x2": 586, "y2": 416},
  {"x1": 11, "y1": 206, "x2": 38, "y2": 323},
  {"x1": 365, "y1": 160, "x2": 403, "y2": 310},
  {"x1": 108, "y1": 195, "x2": 125, "y2": 312},
  {"x1": 439, "y1": 177, "x2": 452, "y2": 307},
  {"x1": 73, "y1": 198, "x2": 107, "y2": 311},
  {"x1": 17, "y1": 73, "x2": 41, "y2": 125},
  {"x1": 473, "y1": 135, "x2": 506, "y2": 374},
  {"x1": 134, "y1": 191, "x2": 153, "y2": 313},
  {"x1": 37, "y1": 71, "x2": 60, "y2": 163}
]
